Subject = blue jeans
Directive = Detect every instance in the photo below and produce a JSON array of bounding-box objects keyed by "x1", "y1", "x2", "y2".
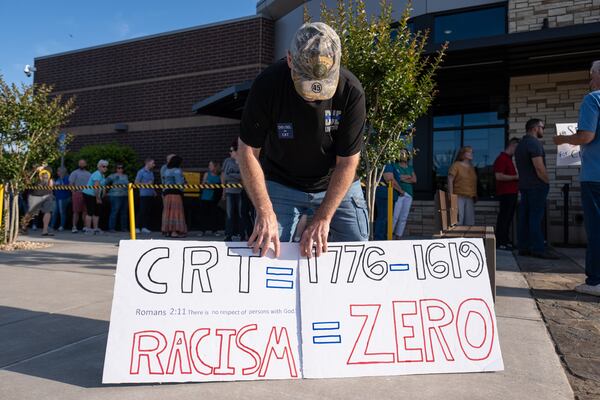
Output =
[
  {"x1": 266, "y1": 180, "x2": 369, "y2": 242},
  {"x1": 374, "y1": 189, "x2": 391, "y2": 240},
  {"x1": 581, "y1": 182, "x2": 600, "y2": 285},
  {"x1": 518, "y1": 186, "x2": 549, "y2": 253},
  {"x1": 50, "y1": 198, "x2": 70, "y2": 229},
  {"x1": 109, "y1": 196, "x2": 128, "y2": 231},
  {"x1": 225, "y1": 193, "x2": 242, "y2": 238}
]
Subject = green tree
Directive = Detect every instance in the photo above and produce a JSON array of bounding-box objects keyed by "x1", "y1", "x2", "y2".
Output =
[
  {"x1": 0, "y1": 76, "x2": 75, "y2": 244},
  {"x1": 319, "y1": 0, "x2": 446, "y2": 236},
  {"x1": 66, "y1": 143, "x2": 138, "y2": 179}
]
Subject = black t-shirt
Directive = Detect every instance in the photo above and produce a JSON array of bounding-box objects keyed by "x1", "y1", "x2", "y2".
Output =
[
  {"x1": 515, "y1": 134, "x2": 548, "y2": 190},
  {"x1": 240, "y1": 59, "x2": 366, "y2": 192}
]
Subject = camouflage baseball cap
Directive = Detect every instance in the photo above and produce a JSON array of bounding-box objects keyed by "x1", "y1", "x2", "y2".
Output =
[{"x1": 289, "y1": 22, "x2": 341, "y2": 101}]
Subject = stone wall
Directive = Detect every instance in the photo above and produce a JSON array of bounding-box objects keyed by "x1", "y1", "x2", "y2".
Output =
[
  {"x1": 509, "y1": 0, "x2": 600, "y2": 33},
  {"x1": 509, "y1": 70, "x2": 589, "y2": 244}
]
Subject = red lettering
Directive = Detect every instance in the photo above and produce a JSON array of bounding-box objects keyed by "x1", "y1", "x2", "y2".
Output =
[
  {"x1": 214, "y1": 329, "x2": 237, "y2": 375},
  {"x1": 347, "y1": 304, "x2": 394, "y2": 365},
  {"x1": 258, "y1": 327, "x2": 298, "y2": 378},
  {"x1": 456, "y1": 298, "x2": 494, "y2": 361},
  {"x1": 236, "y1": 324, "x2": 262, "y2": 375},
  {"x1": 392, "y1": 301, "x2": 423, "y2": 362},
  {"x1": 189, "y1": 328, "x2": 213, "y2": 375},
  {"x1": 130, "y1": 330, "x2": 167, "y2": 375},
  {"x1": 420, "y1": 299, "x2": 455, "y2": 362},
  {"x1": 166, "y1": 330, "x2": 192, "y2": 374}
]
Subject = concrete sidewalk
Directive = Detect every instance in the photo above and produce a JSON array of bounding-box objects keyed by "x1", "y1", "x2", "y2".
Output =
[{"x1": 0, "y1": 238, "x2": 574, "y2": 400}]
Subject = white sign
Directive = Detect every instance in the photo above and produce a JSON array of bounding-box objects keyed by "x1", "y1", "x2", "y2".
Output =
[
  {"x1": 556, "y1": 123, "x2": 581, "y2": 166},
  {"x1": 299, "y1": 239, "x2": 503, "y2": 378},
  {"x1": 103, "y1": 239, "x2": 503, "y2": 383},
  {"x1": 102, "y1": 241, "x2": 301, "y2": 383}
]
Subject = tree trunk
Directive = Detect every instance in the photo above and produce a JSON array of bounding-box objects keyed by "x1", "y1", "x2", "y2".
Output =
[
  {"x1": 364, "y1": 167, "x2": 380, "y2": 241},
  {"x1": 5, "y1": 183, "x2": 20, "y2": 245}
]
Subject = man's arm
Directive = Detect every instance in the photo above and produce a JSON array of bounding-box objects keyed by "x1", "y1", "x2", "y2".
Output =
[
  {"x1": 237, "y1": 139, "x2": 280, "y2": 257},
  {"x1": 299, "y1": 153, "x2": 359, "y2": 258},
  {"x1": 495, "y1": 172, "x2": 518, "y2": 181},
  {"x1": 553, "y1": 130, "x2": 595, "y2": 146},
  {"x1": 531, "y1": 156, "x2": 549, "y2": 184},
  {"x1": 383, "y1": 171, "x2": 404, "y2": 194}
]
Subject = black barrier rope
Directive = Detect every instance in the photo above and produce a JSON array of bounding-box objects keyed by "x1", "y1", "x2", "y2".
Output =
[{"x1": 22, "y1": 182, "x2": 388, "y2": 191}]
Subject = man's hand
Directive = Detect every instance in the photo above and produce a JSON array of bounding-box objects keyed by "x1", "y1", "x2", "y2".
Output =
[
  {"x1": 248, "y1": 209, "x2": 280, "y2": 257},
  {"x1": 299, "y1": 216, "x2": 330, "y2": 258},
  {"x1": 552, "y1": 135, "x2": 566, "y2": 145}
]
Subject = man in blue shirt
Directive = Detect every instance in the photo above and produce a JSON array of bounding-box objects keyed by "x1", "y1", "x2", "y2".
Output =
[
  {"x1": 554, "y1": 60, "x2": 600, "y2": 296},
  {"x1": 134, "y1": 158, "x2": 156, "y2": 234}
]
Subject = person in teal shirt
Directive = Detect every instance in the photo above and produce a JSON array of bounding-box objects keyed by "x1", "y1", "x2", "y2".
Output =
[
  {"x1": 105, "y1": 164, "x2": 129, "y2": 232},
  {"x1": 198, "y1": 161, "x2": 223, "y2": 236},
  {"x1": 82, "y1": 160, "x2": 108, "y2": 234}
]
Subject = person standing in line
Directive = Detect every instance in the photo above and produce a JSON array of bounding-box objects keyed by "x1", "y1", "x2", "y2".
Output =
[
  {"x1": 106, "y1": 164, "x2": 129, "y2": 232},
  {"x1": 23, "y1": 168, "x2": 55, "y2": 236},
  {"x1": 134, "y1": 158, "x2": 156, "y2": 234},
  {"x1": 493, "y1": 138, "x2": 520, "y2": 250},
  {"x1": 222, "y1": 140, "x2": 243, "y2": 241},
  {"x1": 50, "y1": 166, "x2": 71, "y2": 232},
  {"x1": 160, "y1": 154, "x2": 176, "y2": 184},
  {"x1": 198, "y1": 161, "x2": 222, "y2": 237},
  {"x1": 448, "y1": 146, "x2": 477, "y2": 226},
  {"x1": 161, "y1": 155, "x2": 187, "y2": 238},
  {"x1": 392, "y1": 150, "x2": 417, "y2": 239},
  {"x1": 553, "y1": 60, "x2": 600, "y2": 295},
  {"x1": 515, "y1": 119, "x2": 559, "y2": 259},
  {"x1": 68, "y1": 159, "x2": 91, "y2": 233},
  {"x1": 82, "y1": 160, "x2": 108, "y2": 235}
]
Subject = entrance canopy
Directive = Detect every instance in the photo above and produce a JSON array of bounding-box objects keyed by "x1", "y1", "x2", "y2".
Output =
[{"x1": 192, "y1": 81, "x2": 252, "y2": 120}]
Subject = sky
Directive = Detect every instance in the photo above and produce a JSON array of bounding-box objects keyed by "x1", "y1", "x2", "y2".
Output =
[{"x1": 0, "y1": 0, "x2": 257, "y2": 86}]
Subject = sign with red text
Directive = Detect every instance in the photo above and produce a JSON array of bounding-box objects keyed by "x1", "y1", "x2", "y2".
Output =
[
  {"x1": 103, "y1": 239, "x2": 503, "y2": 383},
  {"x1": 556, "y1": 123, "x2": 581, "y2": 166},
  {"x1": 102, "y1": 241, "x2": 301, "y2": 383},
  {"x1": 299, "y1": 239, "x2": 503, "y2": 378}
]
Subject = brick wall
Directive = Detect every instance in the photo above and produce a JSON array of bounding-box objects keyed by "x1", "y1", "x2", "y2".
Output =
[
  {"x1": 509, "y1": 0, "x2": 600, "y2": 33},
  {"x1": 509, "y1": 70, "x2": 589, "y2": 244},
  {"x1": 61, "y1": 67, "x2": 260, "y2": 127},
  {"x1": 35, "y1": 16, "x2": 274, "y2": 170},
  {"x1": 404, "y1": 201, "x2": 501, "y2": 237},
  {"x1": 35, "y1": 17, "x2": 274, "y2": 92},
  {"x1": 70, "y1": 125, "x2": 240, "y2": 170}
]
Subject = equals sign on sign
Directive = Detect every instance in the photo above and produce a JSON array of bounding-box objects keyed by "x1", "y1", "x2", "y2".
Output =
[
  {"x1": 265, "y1": 267, "x2": 294, "y2": 289},
  {"x1": 312, "y1": 321, "x2": 341, "y2": 344}
]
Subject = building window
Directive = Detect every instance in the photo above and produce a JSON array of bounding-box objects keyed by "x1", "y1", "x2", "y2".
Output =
[
  {"x1": 432, "y1": 112, "x2": 506, "y2": 198},
  {"x1": 434, "y1": 5, "x2": 506, "y2": 43}
]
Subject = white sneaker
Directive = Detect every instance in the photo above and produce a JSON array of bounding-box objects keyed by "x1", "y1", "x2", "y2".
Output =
[
  {"x1": 135, "y1": 228, "x2": 140, "y2": 234},
  {"x1": 84, "y1": 229, "x2": 93, "y2": 235},
  {"x1": 141, "y1": 228, "x2": 152, "y2": 234},
  {"x1": 72, "y1": 227, "x2": 78, "y2": 233},
  {"x1": 574, "y1": 283, "x2": 600, "y2": 296},
  {"x1": 94, "y1": 229, "x2": 104, "y2": 235},
  {"x1": 58, "y1": 226, "x2": 64, "y2": 232},
  {"x1": 197, "y1": 231, "x2": 205, "y2": 237}
]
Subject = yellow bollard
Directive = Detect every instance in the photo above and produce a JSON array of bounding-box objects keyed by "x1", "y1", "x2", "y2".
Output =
[
  {"x1": 0, "y1": 184, "x2": 4, "y2": 230},
  {"x1": 387, "y1": 180, "x2": 393, "y2": 240},
  {"x1": 128, "y1": 183, "x2": 136, "y2": 240}
]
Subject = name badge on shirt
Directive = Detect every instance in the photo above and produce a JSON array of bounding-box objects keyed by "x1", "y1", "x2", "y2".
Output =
[{"x1": 277, "y1": 123, "x2": 294, "y2": 139}]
